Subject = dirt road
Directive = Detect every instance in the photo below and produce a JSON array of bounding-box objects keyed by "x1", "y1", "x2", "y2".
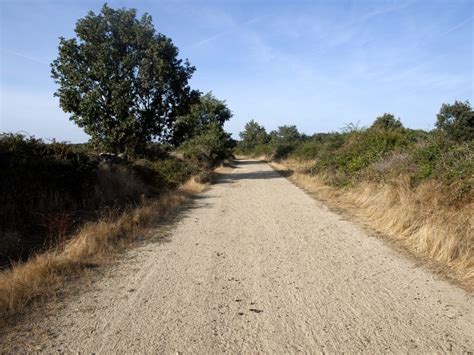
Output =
[{"x1": 7, "y1": 160, "x2": 473, "y2": 352}]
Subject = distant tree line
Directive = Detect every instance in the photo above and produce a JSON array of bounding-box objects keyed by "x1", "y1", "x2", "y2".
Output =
[{"x1": 236, "y1": 101, "x2": 474, "y2": 205}]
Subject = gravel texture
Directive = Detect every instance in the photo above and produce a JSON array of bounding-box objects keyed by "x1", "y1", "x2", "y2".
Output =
[{"x1": 4, "y1": 160, "x2": 473, "y2": 353}]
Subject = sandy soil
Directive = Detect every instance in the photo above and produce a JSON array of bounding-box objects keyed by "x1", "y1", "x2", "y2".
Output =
[{"x1": 3, "y1": 160, "x2": 473, "y2": 353}]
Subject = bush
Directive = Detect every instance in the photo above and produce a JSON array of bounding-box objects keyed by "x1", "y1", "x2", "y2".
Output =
[
  {"x1": 0, "y1": 134, "x2": 205, "y2": 265},
  {"x1": 293, "y1": 133, "x2": 345, "y2": 160},
  {"x1": 409, "y1": 138, "x2": 473, "y2": 204},
  {"x1": 180, "y1": 124, "x2": 234, "y2": 167},
  {"x1": 268, "y1": 125, "x2": 301, "y2": 159},
  {"x1": 138, "y1": 142, "x2": 172, "y2": 161},
  {"x1": 436, "y1": 100, "x2": 474, "y2": 142},
  {"x1": 149, "y1": 158, "x2": 196, "y2": 188},
  {"x1": 238, "y1": 120, "x2": 269, "y2": 153},
  {"x1": 0, "y1": 134, "x2": 99, "y2": 262},
  {"x1": 310, "y1": 128, "x2": 412, "y2": 185},
  {"x1": 236, "y1": 107, "x2": 473, "y2": 204},
  {"x1": 371, "y1": 113, "x2": 403, "y2": 131}
]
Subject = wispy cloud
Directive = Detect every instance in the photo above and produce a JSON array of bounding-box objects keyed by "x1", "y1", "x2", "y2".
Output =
[
  {"x1": 1, "y1": 48, "x2": 49, "y2": 65},
  {"x1": 441, "y1": 15, "x2": 473, "y2": 36},
  {"x1": 356, "y1": 1, "x2": 413, "y2": 24},
  {"x1": 191, "y1": 15, "x2": 270, "y2": 48}
]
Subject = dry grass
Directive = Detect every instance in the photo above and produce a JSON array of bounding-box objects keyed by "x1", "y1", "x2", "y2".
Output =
[
  {"x1": 271, "y1": 160, "x2": 474, "y2": 290},
  {"x1": 0, "y1": 177, "x2": 208, "y2": 321}
]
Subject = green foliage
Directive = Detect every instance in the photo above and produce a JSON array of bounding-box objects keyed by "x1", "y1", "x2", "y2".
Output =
[
  {"x1": 139, "y1": 158, "x2": 196, "y2": 189},
  {"x1": 293, "y1": 132, "x2": 345, "y2": 160},
  {"x1": 237, "y1": 120, "x2": 269, "y2": 153},
  {"x1": 268, "y1": 125, "x2": 302, "y2": 159},
  {"x1": 371, "y1": 113, "x2": 404, "y2": 131},
  {"x1": 51, "y1": 4, "x2": 197, "y2": 155},
  {"x1": 173, "y1": 92, "x2": 232, "y2": 145},
  {"x1": 139, "y1": 142, "x2": 172, "y2": 160},
  {"x1": 236, "y1": 122, "x2": 302, "y2": 159},
  {"x1": 180, "y1": 124, "x2": 235, "y2": 167},
  {"x1": 270, "y1": 125, "x2": 301, "y2": 144},
  {"x1": 436, "y1": 100, "x2": 474, "y2": 142},
  {"x1": 237, "y1": 104, "x2": 473, "y2": 204},
  {"x1": 311, "y1": 128, "x2": 412, "y2": 185}
]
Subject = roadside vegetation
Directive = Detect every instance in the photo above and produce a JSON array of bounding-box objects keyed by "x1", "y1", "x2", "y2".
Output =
[
  {"x1": 0, "y1": 4, "x2": 234, "y2": 320},
  {"x1": 236, "y1": 101, "x2": 474, "y2": 288}
]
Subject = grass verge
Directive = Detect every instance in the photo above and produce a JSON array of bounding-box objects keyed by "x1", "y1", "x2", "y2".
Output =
[
  {"x1": 0, "y1": 177, "x2": 208, "y2": 325},
  {"x1": 270, "y1": 160, "x2": 473, "y2": 291}
]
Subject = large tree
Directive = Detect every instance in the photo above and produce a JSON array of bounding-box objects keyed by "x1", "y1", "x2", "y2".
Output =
[
  {"x1": 172, "y1": 92, "x2": 232, "y2": 145},
  {"x1": 51, "y1": 4, "x2": 197, "y2": 154}
]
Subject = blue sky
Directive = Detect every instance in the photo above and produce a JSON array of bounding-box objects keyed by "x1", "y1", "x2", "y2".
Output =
[{"x1": 1, "y1": 0, "x2": 473, "y2": 142}]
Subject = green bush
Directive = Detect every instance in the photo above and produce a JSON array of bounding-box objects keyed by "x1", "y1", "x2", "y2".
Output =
[
  {"x1": 409, "y1": 138, "x2": 473, "y2": 203},
  {"x1": 436, "y1": 100, "x2": 474, "y2": 142},
  {"x1": 293, "y1": 133, "x2": 345, "y2": 160},
  {"x1": 237, "y1": 120, "x2": 269, "y2": 154},
  {"x1": 180, "y1": 124, "x2": 234, "y2": 167},
  {"x1": 309, "y1": 128, "x2": 412, "y2": 185},
  {"x1": 150, "y1": 158, "x2": 196, "y2": 188},
  {"x1": 236, "y1": 103, "x2": 473, "y2": 203},
  {"x1": 139, "y1": 142, "x2": 172, "y2": 161},
  {"x1": 371, "y1": 113, "x2": 403, "y2": 131}
]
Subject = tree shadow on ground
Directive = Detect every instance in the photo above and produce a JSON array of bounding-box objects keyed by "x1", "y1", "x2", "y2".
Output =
[
  {"x1": 215, "y1": 161, "x2": 294, "y2": 183},
  {"x1": 232, "y1": 160, "x2": 266, "y2": 166}
]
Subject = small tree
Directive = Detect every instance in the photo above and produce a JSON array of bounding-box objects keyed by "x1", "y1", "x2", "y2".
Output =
[
  {"x1": 270, "y1": 125, "x2": 301, "y2": 144},
  {"x1": 436, "y1": 100, "x2": 474, "y2": 141},
  {"x1": 51, "y1": 4, "x2": 197, "y2": 155},
  {"x1": 180, "y1": 123, "x2": 234, "y2": 167},
  {"x1": 371, "y1": 114, "x2": 403, "y2": 131},
  {"x1": 269, "y1": 125, "x2": 301, "y2": 159},
  {"x1": 172, "y1": 92, "x2": 232, "y2": 145},
  {"x1": 239, "y1": 120, "x2": 269, "y2": 151}
]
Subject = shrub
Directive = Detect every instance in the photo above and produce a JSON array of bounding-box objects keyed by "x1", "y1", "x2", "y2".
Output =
[
  {"x1": 436, "y1": 100, "x2": 474, "y2": 142},
  {"x1": 150, "y1": 158, "x2": 196, "y2": 188},
  {"x1": 238, "y1": 120, "x2": 269, "y2": 153},
  {"x1": 293, "y1": 133, "x2": 344, "y2": 160},
  {"x1": 139, "y1": 142, "x2": 172, "y2": 161},
  {"x1": 371, "y1": 113, "x2": 404, "y2": 131},
  {"x1": 311, "y1": 127, "x2": 412, "y2": 185},
  {"x1": 0, "y1": 134, "x2": 98, "y2": 262},
  {"x1": 180, "y1": 124, "x2": 234, "y2": 167},
  {"x1": 0, "y1": 134, "x2": 204, "y2": 265},
  {"x1": 268, "y1": 125, "x2": 301, "y2": 159}
]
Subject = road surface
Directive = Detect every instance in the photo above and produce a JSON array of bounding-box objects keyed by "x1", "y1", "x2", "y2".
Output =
[{"x1": 6, "y1": 160, "x2": 473, "y2": 353}]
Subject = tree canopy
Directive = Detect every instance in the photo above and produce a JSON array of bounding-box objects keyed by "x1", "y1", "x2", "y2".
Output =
[
  {"x1": 238, "y1": 120, "x2": 269, "y2": 151},
  {"x1": 51, "y1": 4, "x2": 197, "y2": 154},
  {"x1": 269, "y1": 125, "x2": 301, "y2": 145},
  {"x1": 436, "y1": 100, "x2": 474, "y2": 141},
  {"x1": 172, "y1": 92, "x2": 232, "y2": 145},
  {"x1": 371, "y1": 114, "x2": 404, "y2": 131}
]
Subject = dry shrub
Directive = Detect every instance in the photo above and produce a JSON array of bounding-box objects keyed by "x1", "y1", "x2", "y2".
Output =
[
  {"x1": 94, "y1": 162, "x2": 153, "y2": 203},
  {"x1": 271, "y1": 161, "x2": 474, "y2": 289},
  {"x1": 0, "y1": 178, "x2": 207, "y2": 320}
]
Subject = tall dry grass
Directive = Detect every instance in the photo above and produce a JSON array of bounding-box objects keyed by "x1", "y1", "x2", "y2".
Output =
[
  {"x1": 271, "y1": 160, "x2": 474, "y2": 290},
  {"x1": 0, "y1": 178, "x2": 207, "y2": 321}
]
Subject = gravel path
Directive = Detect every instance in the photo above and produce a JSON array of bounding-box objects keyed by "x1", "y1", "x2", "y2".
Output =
[{"x1": 6, "y1": 160, "x2": 473, "y2": 353}]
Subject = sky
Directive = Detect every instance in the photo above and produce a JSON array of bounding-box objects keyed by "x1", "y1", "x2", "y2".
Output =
[{"x1": 1, "y1": 0, "x2": 473, "y2": 142}]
